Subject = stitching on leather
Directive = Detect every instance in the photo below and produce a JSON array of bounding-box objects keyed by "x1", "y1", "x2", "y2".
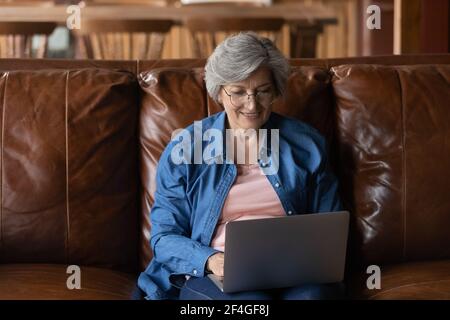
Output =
[
  {"x1": 395, "y1": 67, "x2": 407, "y2": 261},
  {"x1": 65, "y1": 71, "x2": 71, "y2": 264},
  {"x1": 0, "y1": 72, "x2": 8, "y2": 253}
]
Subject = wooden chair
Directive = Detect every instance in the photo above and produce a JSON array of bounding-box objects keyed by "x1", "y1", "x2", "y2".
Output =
[
  {"x1": 73, "y1": 19, "x2": 174, "y2": 60},
  {"x1": 0, "y1": 21, "x2": 57, "y2": 58},
  {"x1": 184, "y1": 17, "x2": 284, "y2": 58}
]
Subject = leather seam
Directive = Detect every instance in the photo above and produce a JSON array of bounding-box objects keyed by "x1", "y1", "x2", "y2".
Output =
[
  {"x1": 395, "y1": 67, "x2": 407, "y2": 261},
  {"x1": 400, "y1": 69, "x2": 407, "y2": 261},
  {"x1": 0, "y1": 72, "x2": 8, "y2": 253},
  {"x1": 65, "y1": 71, "x2": 70, "y2": 264}
]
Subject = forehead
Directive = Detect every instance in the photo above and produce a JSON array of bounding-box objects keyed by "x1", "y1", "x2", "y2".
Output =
[{"x1": 226, "y1": 67, "x2": 272, "y2": 88}]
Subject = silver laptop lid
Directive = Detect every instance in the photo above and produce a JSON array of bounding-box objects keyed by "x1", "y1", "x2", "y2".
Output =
[{"x1": 222, "y1": 211, "x2": 350, "y2": 293}]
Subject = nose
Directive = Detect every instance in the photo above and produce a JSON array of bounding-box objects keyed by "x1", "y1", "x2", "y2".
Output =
[{"x1": 245, "y1": 95, "x2": 257, "y2": 111}]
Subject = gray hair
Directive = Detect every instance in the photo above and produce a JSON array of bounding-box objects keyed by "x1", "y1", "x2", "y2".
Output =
[{"x1": 204, "y1": 32, "x2": 291, "y2": 104}]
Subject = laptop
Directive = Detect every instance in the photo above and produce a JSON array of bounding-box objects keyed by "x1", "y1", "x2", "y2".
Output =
[{"x1": 207, "y1": 210, "x2": 349, "y2": 293}]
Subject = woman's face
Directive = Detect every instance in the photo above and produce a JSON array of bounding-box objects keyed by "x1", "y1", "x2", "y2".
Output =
[{"x1": 219, "y1": 67, "x2": 275, "y2": 130}]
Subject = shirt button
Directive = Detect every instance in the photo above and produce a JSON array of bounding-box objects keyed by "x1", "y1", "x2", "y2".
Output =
[
  {"x1": 288, "y1": 210, "x2": 293, "y2": 215},
  {"x1": 193, "y1": 269, "x2": 198, "y2": 275},
  {"x1": 274, "y1": 182, "x2": 280, "y2": 188}
]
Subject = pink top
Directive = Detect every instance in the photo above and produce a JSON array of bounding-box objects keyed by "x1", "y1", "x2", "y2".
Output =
[{"x1": 210, "y1": 164, "x2": 286, "y2": 252}]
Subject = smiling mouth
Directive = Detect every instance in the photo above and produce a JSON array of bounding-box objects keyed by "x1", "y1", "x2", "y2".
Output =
[{"x1": 240, "y1": 112, "x2": 260, "y2": 119}]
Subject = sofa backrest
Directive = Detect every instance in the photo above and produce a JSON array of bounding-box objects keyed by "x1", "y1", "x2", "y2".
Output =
[
  {"x1": 332, "y1": 63, "x2": 450, "y2": 267},
  {"x1": 0, "y1": 55, "x2": 448, "y2": 274},
  {"x1": 138, "y1": 55, "x2": 450, "y2": 271},
  {"x1": 0, "y1": 66, "x2": 140, "y2": 273}
]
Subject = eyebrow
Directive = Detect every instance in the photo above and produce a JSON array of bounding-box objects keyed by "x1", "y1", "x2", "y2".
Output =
[{"x1": 228, "y1": 82, "x2": 272, "y2": 90}]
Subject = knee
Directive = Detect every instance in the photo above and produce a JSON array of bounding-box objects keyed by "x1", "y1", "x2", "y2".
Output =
[
  {"x1": 236, "y1": 290, "x2": 273, "y2": 300},
  {"x1": 281, "y1": 283, "x2": 346, "y2": 300}
]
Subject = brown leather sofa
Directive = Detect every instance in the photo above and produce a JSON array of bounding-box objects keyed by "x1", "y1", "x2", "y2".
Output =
[{"x1": 0, "y1": 55, "x2": 449, "y2": 299}]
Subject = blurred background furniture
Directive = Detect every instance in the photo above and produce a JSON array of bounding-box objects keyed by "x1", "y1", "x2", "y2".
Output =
[
  {"x1": 180, "y1": 0, "x2": 282, "y2": 58},
  {"x1": 0, "y1": 1, "x2": 338, "y2": 59},
  {"x1": 180, "y1": 0, "x2": 271, "y2": 5},
  {"x1": 0, "y1": 0, "x2": 448, "y2": 59},
  {"x1": 73, "y1": 19, "x2": 174, "y2": 59},
  {"x1": 0, "y1": 21, "x2": 56, "y2": 58},
  {"x1": 0, "y1": 0, "x2": 53, "y2": 5},
  {"x1": 88, "y1": 0, "x2": 167, "y2": 5},
  {"x1": 184, "y1": 17, "x2": 284, "y2": 58}
]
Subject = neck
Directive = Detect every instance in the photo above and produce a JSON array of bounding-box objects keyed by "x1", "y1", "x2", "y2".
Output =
[{"x1": 228, "y1": 128, "x2": 260, "y2": 165}]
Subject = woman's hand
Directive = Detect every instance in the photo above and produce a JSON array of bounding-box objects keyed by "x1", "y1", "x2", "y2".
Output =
[{"x1": 206, "y1": 252, "x2": 224, "y2": 278}]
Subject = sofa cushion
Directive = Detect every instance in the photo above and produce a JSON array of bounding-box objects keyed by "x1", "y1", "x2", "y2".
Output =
[
  {"x1": 0, "y1": 69, "x2": 139, "y2": 273},
  {"x1": 0, "y1": 264, "x2": 140, "y2": 300},
  {"x1": 137, "y1": 65, "x2": 334, "y2": 269},
  {"x1": 348, "y1": 260, "x2": 450, "y2": 300},
  {"x1": 138, "y1": 67, "x2": 208, "y2": 270},
  {"x1": 332, "y1": 64, "x2": 450, "y2": 267}
]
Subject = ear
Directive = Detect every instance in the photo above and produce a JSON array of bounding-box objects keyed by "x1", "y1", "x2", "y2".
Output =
[{"x1": 217, "y1": 94, "x2": 223, "y2": 105}]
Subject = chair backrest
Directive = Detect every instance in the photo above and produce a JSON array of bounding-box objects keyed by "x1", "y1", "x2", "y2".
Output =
[
  {"x1": 184, "y1": 17, "x2": 284, "y2": 57},
  {"x1": 0, "y1": 21, "x2": 56, "y2": 58},
  {"x1": 73, "y1": 19, "x2": 174, "y2": 60}
]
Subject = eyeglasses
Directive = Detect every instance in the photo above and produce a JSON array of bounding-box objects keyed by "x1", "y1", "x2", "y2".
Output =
[{"x1": 222, "y1": 87, "x2": 274, "y2": 107}]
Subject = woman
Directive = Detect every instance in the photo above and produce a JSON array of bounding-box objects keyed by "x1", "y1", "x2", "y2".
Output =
[{"x1": 138, "y1": 32, "x2": 344, "y2": 300}]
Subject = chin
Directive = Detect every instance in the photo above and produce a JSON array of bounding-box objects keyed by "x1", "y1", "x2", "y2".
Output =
[{"x1": 237, "y1": 114, "x2": 265, "y2": 128}]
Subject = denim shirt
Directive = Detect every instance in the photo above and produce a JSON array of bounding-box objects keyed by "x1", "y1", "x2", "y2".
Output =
[{"x1": 137, "y1": 111, "x2": 342, "y2": 300}]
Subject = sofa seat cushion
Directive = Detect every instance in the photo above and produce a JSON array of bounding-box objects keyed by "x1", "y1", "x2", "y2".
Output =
[
  {"x1": 349, "y1": 260, "x2": 450, "y2": 299},
  {"x1": 0, "y1": 264, "x2": 140, "y2": 300}
]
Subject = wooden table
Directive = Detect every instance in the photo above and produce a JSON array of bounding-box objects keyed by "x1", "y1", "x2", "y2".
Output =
[{"x1": 0, "y1": 3, "x2": 338, "y2": 58}]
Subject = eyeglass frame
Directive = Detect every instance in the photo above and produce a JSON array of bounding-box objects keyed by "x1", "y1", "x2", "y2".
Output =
[{"x1": 221, "y1": 87, "x2": 276, "y2": 107}]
